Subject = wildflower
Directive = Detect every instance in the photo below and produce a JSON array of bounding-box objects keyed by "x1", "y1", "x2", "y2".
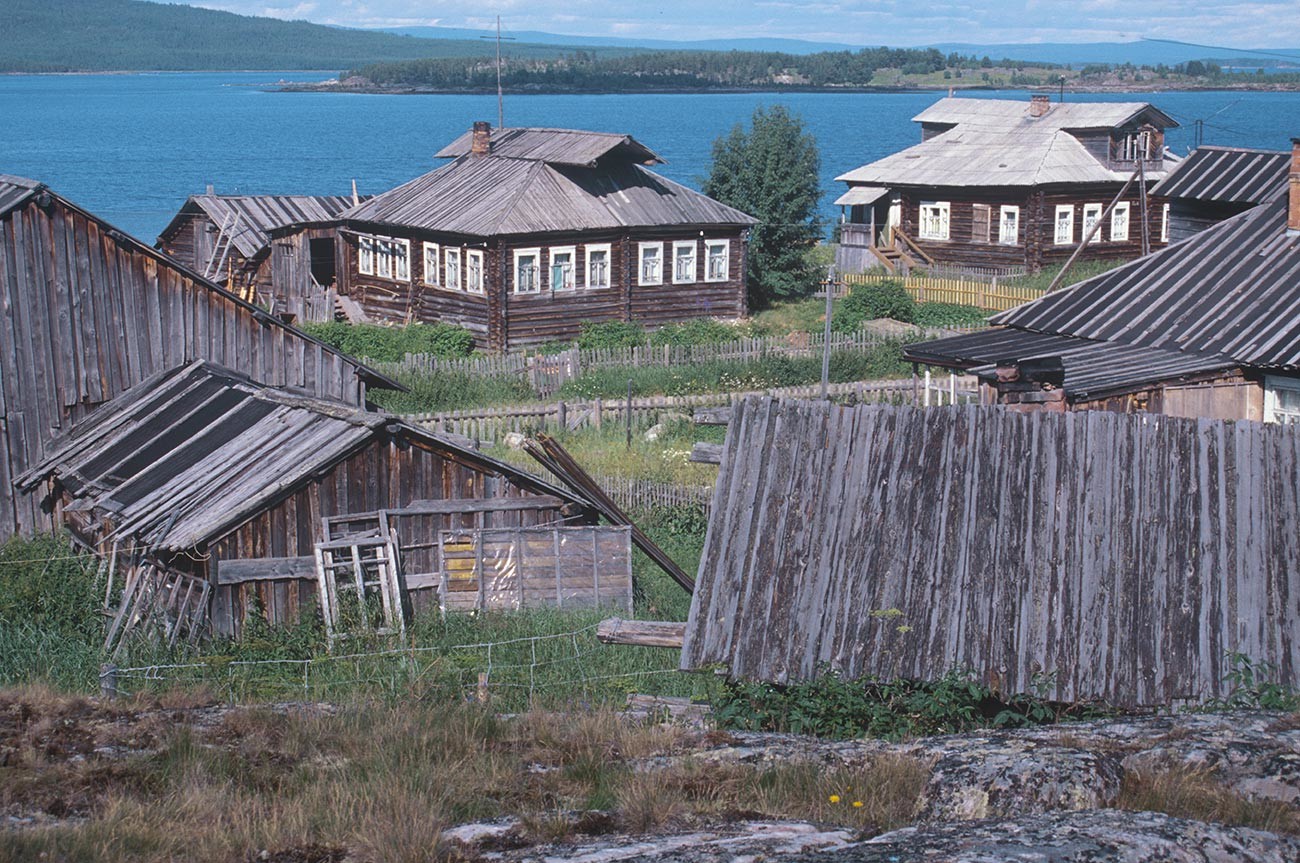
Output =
[
  {"x1": 852, "y1": 800, "x2": 864, "y2": 808},
  {"x1": 828, "y1": 794, "x2": 841, "y2": 804}
]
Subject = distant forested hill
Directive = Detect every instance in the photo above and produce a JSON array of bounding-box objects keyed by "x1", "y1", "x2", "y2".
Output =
[{"x1": 0, "y1": 0, "x2": 624, "y2": 72}]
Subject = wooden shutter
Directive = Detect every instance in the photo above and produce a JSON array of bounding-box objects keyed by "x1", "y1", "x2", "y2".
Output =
[{"x1": 971, "y1": 204, "x2": 992, "y2": 243}]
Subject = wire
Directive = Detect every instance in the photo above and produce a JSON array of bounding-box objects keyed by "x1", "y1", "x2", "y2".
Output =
[{"x1": 1139, "y1": 37, "x2": 1300, "y2": 64}]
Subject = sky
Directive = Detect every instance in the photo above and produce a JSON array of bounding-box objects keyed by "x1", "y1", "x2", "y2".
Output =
[{"x1": 189, "y1": 1, "x2": 1300, "y2": 48}]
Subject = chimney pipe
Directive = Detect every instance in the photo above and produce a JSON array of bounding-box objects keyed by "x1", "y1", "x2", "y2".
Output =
[
  {"x1": 1029, "y1": 94, "x2": 1051, "y2": 118},
  {"x1": 471, "y1": 121, "x2": 492, "y2": 156},
  {"x1": 1289, "y1": 137, "x2": 1300, "y2": 237}
]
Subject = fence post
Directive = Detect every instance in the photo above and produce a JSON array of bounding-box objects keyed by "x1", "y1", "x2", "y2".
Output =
[{"x1": 99, "y1": 663, "x2": 119, "y2": 700}]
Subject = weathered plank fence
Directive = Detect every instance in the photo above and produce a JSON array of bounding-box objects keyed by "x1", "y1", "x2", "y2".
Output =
[
  {"x1": 682, "y1": 398, "x2": 1300, "y2": 709},
  {"x1": 590, "y1": 475, "x2": 714, "y2": 513},
  {"x1": 842, "y1": 272, "x2": 1047, "y2": 312}
]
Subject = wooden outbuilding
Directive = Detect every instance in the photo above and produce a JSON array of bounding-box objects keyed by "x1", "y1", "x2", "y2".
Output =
[
  {"x1": 1150, "y1": 144, "x2": 1290, "y2": 243},
  {"x1": 0, "y1": 174, "x2": 400, "y2": 542},
  {"x1": 17, "y1": 362, "x2": 609, "y2": 639},
  {"x1": 835, "y1": 95, "x2": 1178, "y2": 273},
  {"x1": 337, "y1": 124, "x2": 758, "y2": 350}
]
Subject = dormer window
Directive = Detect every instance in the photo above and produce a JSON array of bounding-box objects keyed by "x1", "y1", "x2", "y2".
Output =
[{"x1": 1117, "y1": 129, "x2": 1157, "y2": 162}]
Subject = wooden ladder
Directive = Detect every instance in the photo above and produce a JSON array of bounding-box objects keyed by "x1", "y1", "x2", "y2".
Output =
[
  {"x1": 104, "y1": 563, "x2": 211, "y2": 657},
  {"x1": 204, "y1": 211, "x2": 241, "y2": 280},
  {"x1": 314, "y1": 525, "x2": 406, "y2": 649}
]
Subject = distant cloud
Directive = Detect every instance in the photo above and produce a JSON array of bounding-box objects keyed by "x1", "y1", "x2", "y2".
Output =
[{"x1": 188, "y1": 0, "x2": 1300, "y2": 47}]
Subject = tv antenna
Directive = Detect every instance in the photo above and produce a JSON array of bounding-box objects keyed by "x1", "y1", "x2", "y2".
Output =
[{"x1": 480, "y1": 16, "x2": 515, "y2": 129}]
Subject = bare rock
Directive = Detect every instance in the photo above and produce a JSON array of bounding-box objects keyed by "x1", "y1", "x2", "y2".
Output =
[
  {"x1": 503, "y1": 431, "x2": 528, "y2": 450},
  {"x1": 492, "y1": 820, "x2": 855, "y2": 862}
]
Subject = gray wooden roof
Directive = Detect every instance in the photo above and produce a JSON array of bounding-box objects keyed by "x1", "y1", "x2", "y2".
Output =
[
  {"x1": 159, "y1": 194, "x2": 360, "y2": 258},
  {"x1": 346, "y1": 153, "x2": 756, "y2": 237},
  {"x1": 435, "y1": 127, "x2": 663, "y2": 167},
  {"x1": 0, "y1": 174, "x2": 42, "y2": 215},
  {"x1": 16, "y1": 362, "x2": 581, "y2": 552},
  {"x1": 992, "y1": 196, "x2": 1300, "y2": 369},
  {"x1": 837, "y1": 97, "x2": 1178, "y2": 188},
  {"x1": 1152, "y1": 145, "x2": 1290, "y2": 205}
]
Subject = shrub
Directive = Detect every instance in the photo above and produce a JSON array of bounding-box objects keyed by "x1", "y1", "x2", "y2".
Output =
[
  {"x1": 300, "y1": 321, "x2": 474, "y2": 362},
  {"x1": 576, "y1": 320, "x2": 645, "y2": 350},
  {"x1": 832, "y1": 280, "x2": 915, "y2": 332},
  {"x1": 648, "y1": 319, "x2": 739, "y2": 347},
  {"x1": 913, "y1": 302, "x2": 988, "y2": 328}
]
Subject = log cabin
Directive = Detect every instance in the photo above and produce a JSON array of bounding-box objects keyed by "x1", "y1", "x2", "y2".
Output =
[
  {"x1": 336, "y1": 123, "x2": 758, "y2": 350},
  {"x1": 1150, "y1": 145, "x2": 1291, "y2": 243},
  {"x1": 16, "y1": 362, "x2": 602, "y2": 637},
  {"x1": 834, "y1": 95, "x2": 1179, "y2": 274},
  {"x1": 903, "y1": 139, "x2": 1300, "y2": 422},
  {"x1": 0, "y1": 174, "x2": 401, "y2": 542}
]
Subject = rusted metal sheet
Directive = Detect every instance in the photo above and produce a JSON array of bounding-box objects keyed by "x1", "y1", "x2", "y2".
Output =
[{"x1": 681, "y1": 397, "x2": 1300, "y2": 709}]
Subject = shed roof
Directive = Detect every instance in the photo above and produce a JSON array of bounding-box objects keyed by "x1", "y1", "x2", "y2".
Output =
[
  {"x1": 0, "y1": 174, "x2": 42, "y2": 215},
  {"x1": 159, "y1": 194, "x2": 360, "y2": 258},
  {"x1": 837, "y1": 97, "x2": 1178, "y2": 189},
  {"x1": 16, "y1": 362, "x2": 581, "y2": 552},
  {"x1": 1151, "y1": 145, "x2": 1290, "y2": 205},
  {"x1": 346, "y1": 154, "x2": 756, "y2": 237},
  {"x1": 435, "y1": 127, "x2": 663, "y2": 166},
  {"x1": 991, "y1": 196, "x2": 1300, "y2": 369}
]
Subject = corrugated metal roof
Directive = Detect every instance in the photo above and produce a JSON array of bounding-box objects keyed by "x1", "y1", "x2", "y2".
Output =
[
  {"x1": 993, "y1": 197, "x2": 1300, "y2": 369},
  {"x1": 435, "y1": 127, "x2": 663, "y2": 166},
  {"x1": 834, "y1": 185, "x2": 890, "y2": 206},
  {"x1": 17, "y1": 362, "x2": 581, "y2": 551},
  {"x1": 164, "y1": 194, "x2": 359, "y2": 258},
  {"x1": 904, "y1": 328, "x2": 1097, "y2": 366},
  {"x1": 0, "y1": 174, "x2": 43, "y2": 216},
  {"x1": 1151, "y1": 145, "x2": 1290, "y2": 205},
  {"x1": 914, "y1": 97, "x2": 1176, "y2": 131},
  {"x1": 346, "y1": 155, "x2": 756, "y2": 237}
]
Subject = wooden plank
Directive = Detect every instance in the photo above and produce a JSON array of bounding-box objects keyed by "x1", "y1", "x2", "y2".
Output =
[
  {"x1": 597, "y1": 618, "x2": 686, "y2": 648},
  {"x1": 689, "y1": 442, "x2": 723, "y2": 464},
  {"x1": 216, "y1": 555, "x2": 317, "y2": 585}
]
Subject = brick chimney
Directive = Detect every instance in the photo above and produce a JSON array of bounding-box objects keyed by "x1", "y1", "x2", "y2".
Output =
[
  {"x1": 471, "y1": 121, "x2": 492, "y2": 156},
  {"x1": 1029, "y1": 94, "x2": 1051, "y2": 118},
  {"x1": 1289, "y1": 137, "x2": 1300, "y2": 237}
]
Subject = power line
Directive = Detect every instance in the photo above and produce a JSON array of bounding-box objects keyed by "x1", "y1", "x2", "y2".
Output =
[{"x1": 1139, "y1": 37, "x2": 1300, "y2": 64}]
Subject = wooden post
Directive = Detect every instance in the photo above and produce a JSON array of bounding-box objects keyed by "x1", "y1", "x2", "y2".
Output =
[
  {"x1": 820, "y1": 267, "x2": 835, "y2": 401},
  {"x1": 626, "y1": 378, "x2": 633, "y2": 449},
  {"x1": 99, "y1": 663, "x2": 119, "y2": 700},
  {"x1": 477, "y1": 672, "x2": 490, "y2": 704}
]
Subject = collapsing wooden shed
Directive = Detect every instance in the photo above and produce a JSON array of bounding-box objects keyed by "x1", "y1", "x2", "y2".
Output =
[
  {"x1": 17, "y1": 362, "x2": 631, "y2": 647},
  {"x1": 680, "y1": 397, "x2": 1300, "y2": 709}
]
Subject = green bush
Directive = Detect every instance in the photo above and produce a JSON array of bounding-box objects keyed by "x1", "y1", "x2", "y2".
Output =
[
  {"x1": 300, "y1": 321, "x2": 475, "y2": 362},
  {"x1": 576, "y1": 320, "x2": 646, "y2": 350},
  {"x1": 913, "y1": 302, "x2": 988, "y2": 328},
  {"x1": 649, "y1": 319, "x2": 742, "y2": 347},
  {"x1": 832, "y1": 280, "x2": 915, "y2": 332}
]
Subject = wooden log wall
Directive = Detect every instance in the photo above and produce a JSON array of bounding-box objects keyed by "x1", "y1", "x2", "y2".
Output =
[
  {"x1": 681, "y1": 398, "x2": 1300, "y2": 709},
  {"x1": 0, "y1": 195, "x2": 374, "y2": 539}
]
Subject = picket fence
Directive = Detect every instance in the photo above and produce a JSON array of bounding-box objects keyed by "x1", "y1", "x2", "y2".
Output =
[
  {"x1": 591, "y1": 475, "x2": 715, "y2": 513},
  {"x1": 841, "y1": 272, "x2": 1047, "y2": 312}
]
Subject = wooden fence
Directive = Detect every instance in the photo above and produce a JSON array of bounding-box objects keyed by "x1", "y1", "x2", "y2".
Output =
[
  {"x1": 682, "y1": 399, "x2": 1300, "y2": 709},
  {"x1": 590, "y1": 475, "x2": 715, "y2": 513},
  {"x1": 842, "y1": 272, "x2": 1046, "y2": 312}
]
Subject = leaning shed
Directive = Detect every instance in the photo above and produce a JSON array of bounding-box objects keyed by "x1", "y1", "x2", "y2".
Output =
[
  {"x1": 17, "y1": 362, "x2": 614, "y2": 641},
  {"x1": 0, "y1": 175, "x2": 399, "y2": 541},
  {"x1": 681, "y1": 397, "x2": 1300, "y2": 709}
]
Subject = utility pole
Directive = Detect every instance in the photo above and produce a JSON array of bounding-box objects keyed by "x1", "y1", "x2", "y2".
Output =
[
  {"x1": 820, "y1": 265, "x2": 837, "y2": 400},
  {"x1": 480, "y1": 16, "x2": 515, "y2": 129}
]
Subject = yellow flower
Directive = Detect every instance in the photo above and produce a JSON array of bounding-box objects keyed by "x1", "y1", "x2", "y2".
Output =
[
  {"x1": 828, "y1": 795, "x2": 841, "y2": 804},
  {"x1": 852, "y1": 801, "x2": 864, "y2": 808}
]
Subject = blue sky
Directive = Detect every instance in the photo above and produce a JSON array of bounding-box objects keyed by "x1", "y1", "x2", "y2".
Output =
[{"x1": 191, "y1": 1, "x2": 1300, "y2": 47}]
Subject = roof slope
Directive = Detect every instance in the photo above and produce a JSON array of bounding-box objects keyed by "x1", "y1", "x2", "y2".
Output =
[
  {"x1": 0, "y1": 174, "x2": 41, "y2": 215},
  {"x1": 16, "y1": 362, "x2": 579, "y2": 552},
  {"x1": 435, "y1": 127, "x2": 662, "y2": 166},
  {"x1": 837, "y1": 97, "x2": 1178, "y2": 188},
  {"x1": 1152, "y1": 145, "x2": 1290, "y2": 205},
  {"x1": 992, "y1": 197, "x2": 1300, "y2": 369},
  {"x1": 347, "y1": 155, "x2": 756, "y2": 237},
  {"x1": 162, "y1": 194, "x2": 359, "y2": 257}
]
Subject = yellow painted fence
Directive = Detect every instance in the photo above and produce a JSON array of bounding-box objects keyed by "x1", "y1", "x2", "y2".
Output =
[{"x1": 843, "y1": 273, "x2": 1046, "y2": 312}]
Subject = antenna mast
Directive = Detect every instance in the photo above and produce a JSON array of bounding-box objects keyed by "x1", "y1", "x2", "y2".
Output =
[{"x1": 480, "y1": 16, "x2": 515, "y2": 129}]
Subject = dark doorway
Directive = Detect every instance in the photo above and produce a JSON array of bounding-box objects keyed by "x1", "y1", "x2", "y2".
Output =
[{"x1": 309, "y1": 238, "x2": 336, "y2": 288}]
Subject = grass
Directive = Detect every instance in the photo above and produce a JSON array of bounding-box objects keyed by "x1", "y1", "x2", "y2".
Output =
[
  {"x1": 1118, "y1": 765, "x2": 1300, "y2": 835},
  {"x1": 1003, "y1": 257, "x2": 1132, "y2": 293}
]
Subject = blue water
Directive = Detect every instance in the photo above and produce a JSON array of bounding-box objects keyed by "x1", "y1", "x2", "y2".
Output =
[{"x1": 2, "y1": 72, "x2": 1297, "y2": 241}]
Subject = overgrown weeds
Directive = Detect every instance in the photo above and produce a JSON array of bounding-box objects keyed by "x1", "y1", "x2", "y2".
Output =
[{"x1": 1119, "y1": 766, "x2": 1300, "y2": 835}]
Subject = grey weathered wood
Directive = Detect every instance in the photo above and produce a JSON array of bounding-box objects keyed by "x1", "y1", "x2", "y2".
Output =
[
  {"x1": 689, "y1": 443, "x2": 723, "y2": 464},
  {"x1": 597, "y1": 617, "x2": 687, "y2": 648},
  {"x1": 217, "y1": 555, "x2": 317, "y2": 585}
]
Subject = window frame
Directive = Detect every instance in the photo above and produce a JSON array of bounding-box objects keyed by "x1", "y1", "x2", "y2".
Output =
[
  {"x1": 998, "y1": 205, "x2": 1020, "y2": 245},
  {"x1": 1054, "y1": 205, "x2": 1075, "y2": 245},
  {"x1": 513, "y1": 247, "x2": 542, "y2": 294},
  {"x1": 422, "y1": 242, "x2": 440, "y2": 287},
  {"x1": 585, "y1": 243, "x2": 612, "y2": 290},
  {"x1": 444, "y1": 247, "x2": 462, "y2": 292},
  {"x1": 1160, "y1": 203, "x2": 1170, "y2": 243},
  {"x1": 1082, "y1": 203, "x2": 1103, "y2": 244},
  {"x1": 1265, "y1": 375, "x2": 1300, "y2": 424},
  {"x1": 704, "y1": 239, "x2": 730, "y2": 282},
  {"x1": 548, "y1": 245, "x2": 577, "y2": 291},
  {"x1": 465, "y1": 249, "x2": 484, "y2": 294},
  {"x1": 358, "y1": 236, "x2": 375, "y2": 276},
  {"x1": 392, "y1": 238, "x2": 410, "y2": 282},
  {"x1": 918, "y1": 201, "x2": 951, "y2": 241},
  {"x1": 1110, "y1": 202, "x2": 1131, "y2": 242},
  {"x1": 672, "y1": 240, "x2": 698, "y2": 285},
  {"x1": 638, "y1": 241, "x2": 664, "y2": 287},
  {"x1": 375, "y1": 237, "x2": 394, "y2": 279}
]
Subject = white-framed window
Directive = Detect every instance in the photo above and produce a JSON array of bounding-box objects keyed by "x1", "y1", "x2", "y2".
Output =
[
  {"x1": 375, "y1": 238, "x2": 393, "y2": 278},
  {"x1": 549, "y1": 246, "x2": 576, "y2": 291},
  {"x1": 1110, "y1": 202, "x2": 1131, "y2": 242},
  {"x1": 672, "y1": 241, "x2": 697, "y2": 284},
  {"x1": 444, "y1": 247, "x2": 462, "y2": 291},
  {"x1": 638, "y1": 242, "x2": 663, "y2": 286},
  {"x1": 704, "y1": 239, "x2": 730, "y2": 282},
  {"x1": 466, "y1": 249, "x2": 484, "y2": 293},
  {"x1": 998, "y1": 206, "x2": 1020, "y2": 245},
  {"x1": 393, "y1": 239, "x2": 410, "y2": 281},
  {"x1": 918, "y1": 201, "x2": 950, "y2": 240},
  {"x1": 1082, "y1": 203, "x2": 1103, "y2": 243},
  {"x1": 514, "y1": 247, "x2": 541, "y2": 294},
  {"x1": 585, "y1": 243, "x2": 611, "y2": 289},
  {"x1": 422, "y1": 242, "x2": 440, "y2": 286},
  {"x1": 358, "y1": 236, "x2": 375, "y2": 275},
  {"x1": 1265, "y1": 376, "x2": 1300, "y2": 424},
  {"x1": 1054, "y1": 205, "x2": 1075, "y2": 245},
  {"x1": 1161, "y1": 203, "x2": 1170, "y2": 243}
]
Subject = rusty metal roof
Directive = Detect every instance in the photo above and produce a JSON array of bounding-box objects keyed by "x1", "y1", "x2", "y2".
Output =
[
  {"x1": 160, "y1": 194, "x2": 359, "y2": 258},
  {"x1": 17, "y1": 362, "x2": 581, "y2": 552},
  {"x1": 1152, "y1": 145, "x2": 1290, "y2": 205},
  {"x1": 346, "y1": 154, "x2": 756, "y2": 237},
  {"x1": 435, "y1": 127, "x2": 663, "y2": 166}
]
